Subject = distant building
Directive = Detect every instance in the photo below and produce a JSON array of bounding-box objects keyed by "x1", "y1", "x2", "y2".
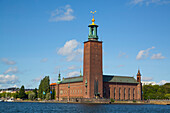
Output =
[{"x1": 50, "y1": 15, "x2": 142, "y2": 100}]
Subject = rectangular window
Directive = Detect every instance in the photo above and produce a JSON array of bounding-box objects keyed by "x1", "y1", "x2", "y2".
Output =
[
  {"x1": 119, "y1": 88, "x2": 121, "y2": 100},
  {"x1": 114, "y1": 88, "x2": 115, "y2": 99},
  {"x1": 133, "y1": 88, "x2": 135, "y2": 100},
  {"x1": 124, "y1": 88, "x2": 126, "y2": 100},
  {"x1": 128, "y1": 88, "x2": 130, "y2": 100}
]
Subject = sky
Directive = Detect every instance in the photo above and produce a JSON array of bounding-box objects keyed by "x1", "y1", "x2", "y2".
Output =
[{"x1": 0, "y1": 0, "x2": 170, "y2": 89}]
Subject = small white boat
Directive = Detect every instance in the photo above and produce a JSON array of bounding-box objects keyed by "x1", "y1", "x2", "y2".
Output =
[
  {"x1": 6, "y1": 98, "x2": 14, "y2": 102},
  {"x1": 0, "y1": 99, "x2": 4, "y2": 102}
]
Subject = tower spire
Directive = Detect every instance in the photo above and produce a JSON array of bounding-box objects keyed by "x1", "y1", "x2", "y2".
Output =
[
  {"x1": 57, "y1": 69, "x2": 61, "y2": 84},
  {"x1": 88, "y1": 11, "x2": 98, "y2": 41},
  {"x1": 90, "y1": 11, "x2": 96, "y2": 25}
]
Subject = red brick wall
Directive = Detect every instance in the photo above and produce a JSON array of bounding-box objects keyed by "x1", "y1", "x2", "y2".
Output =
[
  {"x1": 104, "y1": 82, "x2": 139, "y2": 100},
  {"x1": 57, "y1": 82, "x2": 83, "y2": 100},
  {"x1": 83, "y1": 41, "x2": 103, "y2": 98}
]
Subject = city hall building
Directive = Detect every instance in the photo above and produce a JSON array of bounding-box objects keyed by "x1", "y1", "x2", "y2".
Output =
[{"x1": 50, "y1": 15, "x2": 142, "y2": 101}]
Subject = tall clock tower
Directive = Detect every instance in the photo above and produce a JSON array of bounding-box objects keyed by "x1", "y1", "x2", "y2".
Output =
[{"x1": 83, "y1": 13, "x2": 103, "y2": 98}]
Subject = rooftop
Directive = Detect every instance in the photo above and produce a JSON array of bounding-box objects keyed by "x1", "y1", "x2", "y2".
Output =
[{"x1": 103, "y1": 75, "x2": 138, "y2": 84}]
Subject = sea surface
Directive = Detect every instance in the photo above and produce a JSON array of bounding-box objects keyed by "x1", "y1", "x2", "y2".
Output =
[{"x1": 0, "y1": 102, "x2": 170, "y2": 113}]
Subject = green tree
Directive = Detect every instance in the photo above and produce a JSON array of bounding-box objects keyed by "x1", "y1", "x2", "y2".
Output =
[
  {"x1": 38, "y1": 76, "x2": 50, "y2": 99},
  {"x1": 19, "y1": 85, "x2": 26, "y2": 99},
  {"x1": 46, "y1": 93, "x2": 51, "y2": 100},
  {"x1": 28, "y1": 92, "x2": 35, "y2": 100},
  {"x1": 33, "y1": 88, "x2": 38, "y2": 99},
  {"x1": 51, "y1": 89, "x2": 56, "y2": 99}
]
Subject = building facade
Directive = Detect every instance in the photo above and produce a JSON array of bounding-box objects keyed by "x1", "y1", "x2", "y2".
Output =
[{"x1": 50, "y1": 16, "x2": 142, "y2": 100}]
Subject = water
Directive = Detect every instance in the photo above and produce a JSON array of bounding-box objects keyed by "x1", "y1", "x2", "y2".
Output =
[{"x1": 0, "y1": 102, "x2": 170, "y2": 113}]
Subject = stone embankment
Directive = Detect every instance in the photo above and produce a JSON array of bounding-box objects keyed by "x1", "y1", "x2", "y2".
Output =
[
  {"x1": 13, "y1": 99, "x2": 170, "y2": 105},
  {"x1": 148, "y1": 100, "x2": 170, "y2": 105}
]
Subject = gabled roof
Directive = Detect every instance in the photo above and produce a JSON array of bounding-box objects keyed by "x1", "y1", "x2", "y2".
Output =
[
  {"x1": 50, "y1": 83, "x2": 57, "y2": 86},
  {"x1": 103, "y1": 75, "x2": 138, "y2": 84},
  {"x1": 61, "y1": 76, "x2": 83, "y2": 84}
]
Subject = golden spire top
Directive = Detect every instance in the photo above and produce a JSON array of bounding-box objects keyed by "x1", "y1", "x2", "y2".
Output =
[{"x1": 90, "y1": 11, "x2": 96, "y2": 25}]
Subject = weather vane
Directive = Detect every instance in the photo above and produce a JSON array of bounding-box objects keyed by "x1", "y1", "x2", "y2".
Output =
[{"x1": 90, "y1": 11, "x2": 96, "y2": 25}]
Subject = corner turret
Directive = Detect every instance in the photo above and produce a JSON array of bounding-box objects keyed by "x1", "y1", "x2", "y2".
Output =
[{"x1": 57, "y1": 71, "x2": 61, "y2": 84}]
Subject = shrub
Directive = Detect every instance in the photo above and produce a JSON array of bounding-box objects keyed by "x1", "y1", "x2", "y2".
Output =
[{"x1": 111, "y1": 98, "x2": 115, "y2": 102}]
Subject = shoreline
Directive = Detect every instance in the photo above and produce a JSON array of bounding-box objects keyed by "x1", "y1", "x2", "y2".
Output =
[{"x1": 3, "y1": 100, "x2": 168, "y2": 105}]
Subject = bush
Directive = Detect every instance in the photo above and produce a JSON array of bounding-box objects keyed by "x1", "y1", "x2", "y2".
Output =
[
  {"x1": 111, "y1": 98, "x2": 115, "y2": 102},
  {"x1": 28, "y1": 92, "x2": 35, "y2": 100},
  {"x1": 133, "y1": 100, "x2": 136, "y2": 103},
  {"x1": 46, "y1": 93, "x2": 51, "y2": 100}
]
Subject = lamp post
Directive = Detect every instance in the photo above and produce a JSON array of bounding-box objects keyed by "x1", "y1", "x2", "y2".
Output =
[
  {"x1": 43, "y1": 91, "x2": 45, "y2": 100},
  {"x1": 68, "y1": 84, "x2": 70, "y2": 102},
  {"x1": 50, "y1": 91, "x2": 52, "y2": 100}
]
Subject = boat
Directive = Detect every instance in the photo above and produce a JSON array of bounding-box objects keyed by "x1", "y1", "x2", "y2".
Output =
[
  {"x1": 0, "y1": 99, "x2": 4, "y2": 102},
  {"x1": 6, "y1": 98, "x2": 14, "y2": 102}
]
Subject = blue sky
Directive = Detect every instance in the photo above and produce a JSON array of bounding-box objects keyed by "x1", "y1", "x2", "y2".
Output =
[{"x1": 0, "y1": 0, "x2": 170, "y2": 89}]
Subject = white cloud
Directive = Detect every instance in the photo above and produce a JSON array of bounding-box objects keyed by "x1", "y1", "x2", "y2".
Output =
[
  {"x1": 41, "y1": 58, "x2": 48, "y2": 62},
  {"x1": 0, "y1": 74, "x2": 20, "y2": 84},
  {"x1": 57, "y1": 39, "x2": 83, "y2": 61},
  {"x1": 130, "y1": 0, "x2": 170, "y2": 5},
  {"x1": 67, "y1": 71, "x2": 80, "y2": 77},
  {"x1": 4, "y1": 67, "x2": 18, "y2": 74},
  {"x1": 31, "y1": 76, "x2": 43, "y2": 83},
  {"x1": 151, "y1": 53, "x2": 165, "y2": 59},
  {"x1": 142, "y1": 76, "x2": 153, "y2": 81},
  {"x1": 1, "y1": 58, "x2": 16, "y2": 65},
  {"x1": 49, "y1": 5, "x2": 75, "y2": 22},
  {"x1": 157, "y1": 80, "x2": 170, "y2": 85},
  {"x1": 68, "y1": 65, "x2": 77, "y2": 70},
  {"x1": 142, "y1": 80, "x2": 170, "y2": 85},
  {"x1": 136, "y1": 46, "x2": 155, "y2": 60}
]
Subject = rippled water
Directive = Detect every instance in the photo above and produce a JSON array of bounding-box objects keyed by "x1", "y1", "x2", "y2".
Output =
[{"x1": 0, "y1": 102, "x2": 170, "y2": 113}]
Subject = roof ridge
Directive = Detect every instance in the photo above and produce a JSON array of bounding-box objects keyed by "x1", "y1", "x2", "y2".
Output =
[
  {"x1": 103, "y1": 75, "x2": 134, "y2": 78},
  {"x1": 64, "y1": 76, "x2": 83, "y2": 80}
]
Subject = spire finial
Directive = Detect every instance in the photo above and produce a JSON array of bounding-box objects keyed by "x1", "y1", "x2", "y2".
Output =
[
  {"x1": 80, "y1": 69, "x2": 82, "y2": 76},
  {"x1": 90, "y1": 11, "x2": 96, "y2": 25}
]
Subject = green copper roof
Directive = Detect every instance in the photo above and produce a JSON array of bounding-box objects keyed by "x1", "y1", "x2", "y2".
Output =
[
  {"x1": 60, "y1": 75, "x2": 138, "y2": 84},
  {"x1": 103, "y1": 75, "x2": 138, "y2": 84},
  {"x1": 61, "y1": 76, "x2": 83, "y2": 84}
]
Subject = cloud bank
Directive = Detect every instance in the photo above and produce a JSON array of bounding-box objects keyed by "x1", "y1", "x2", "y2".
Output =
[
  {"x1": 130, "y1": 0, "x2": 170, "y2": 5},
  {"x1": 57, "y1": 39, "x2": 82, "y2": 61},
  {"x1": 49, "y1": 5, "x2": 75, "y2": 22}
]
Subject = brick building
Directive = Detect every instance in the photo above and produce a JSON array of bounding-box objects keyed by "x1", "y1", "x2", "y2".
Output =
[{"x1": 50, "y1": 15, "x2": 142, "y2": 101}]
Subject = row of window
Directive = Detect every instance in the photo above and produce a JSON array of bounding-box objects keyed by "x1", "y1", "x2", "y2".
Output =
[
  {"x1": 60, "y1": 89, "x2": 83, "y2": 95},
  {"x1": 113, "y1": 88, "x2": 135, "y2": 100}
]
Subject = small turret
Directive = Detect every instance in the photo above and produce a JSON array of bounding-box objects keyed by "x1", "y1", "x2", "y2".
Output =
[
  {"x1": 57, "y1": 71, "x2": 61, "y2": 84},
  {"x1": 80, "y1": 69, "x2": 82, "y2": 76},
  {"x1": 137, "y1": 69, "x2": 142, "y2": 82}
]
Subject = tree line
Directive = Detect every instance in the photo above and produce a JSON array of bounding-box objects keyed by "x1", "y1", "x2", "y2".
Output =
[
  {"x1": 142, "y1": 83, "x2": 170, "y2": 100},
  {"x1": 0, "y1": 76, "x2": 56, "y2": 100}
]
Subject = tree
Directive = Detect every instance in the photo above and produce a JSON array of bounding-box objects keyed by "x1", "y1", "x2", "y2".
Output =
[
  {"x1": 28, "y1": 92, "x2": 35, "y2": 100},
  {"x1": 19, "y1": 85, "x2": 26, "y2": 99},
  {"x1": 46, "y1": 93, "x2": 51, "y2": 100},
  {"x1": 33, "y1": 88, "x2": 38, "y2": 99},
  {"x1": 38, "y1": 76, "x2": 50, "y2": 99},
  {"x1": 51, "y1": 89, "x2": 56, "y2": 99}
]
